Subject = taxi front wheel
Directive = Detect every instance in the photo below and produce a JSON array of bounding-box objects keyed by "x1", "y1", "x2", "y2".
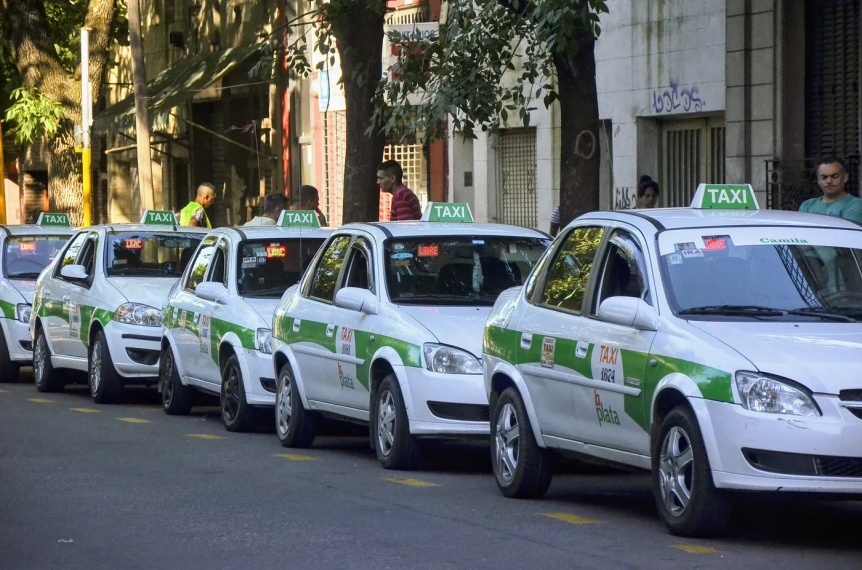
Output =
[
  {"x1": 275, "y1": 363, "x2": 316, "y2": 447},
  {"x1": 491, "y1": 387, "x2": 552, "y2": 498},
  {"x1": 652, "y1": 406, "x2": 732, "y2": 537},
  {"x1": 0, "y1": 328, "x2": 20, "y2": 382},
  {"x1": 90, "y1": 331, "x2": 124, "y2": 404},
  {"x1": 161, "y1": 346, "x2": 193, "y2": 415},
  {"x1": 221, "y1": 355, "x2": 259, "y2": 432},
  {"x1": 372, "y1": 374, "x2": 417, "y2": 470},
  {"x1": 33, "y1": 328, "x2": 64, "y2": 393}
]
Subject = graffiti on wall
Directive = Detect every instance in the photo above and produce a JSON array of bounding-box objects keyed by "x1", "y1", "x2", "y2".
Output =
[
  {"x1": 613, "y1": 187, "x2": 638, "y2": 210},
  {"x1": 652, "y1": 80, "x2": 704, "y2": 114}
]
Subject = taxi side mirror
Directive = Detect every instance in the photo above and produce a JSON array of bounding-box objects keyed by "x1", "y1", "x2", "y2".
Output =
[
  {"x1": 598, "y1": 296, "x2": 658, "y2": 331},
  {"x1": 335, "y1": 287, "x2": 378, "y2": 315},
  {"x1": 60, "y1": 264, "x2": 88, "y2": 281},
  {"x1": 195, "y1": 282, "x2": 230, "y2": 305}
]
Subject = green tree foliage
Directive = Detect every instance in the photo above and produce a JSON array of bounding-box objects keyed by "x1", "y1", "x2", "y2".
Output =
[
  {"x1": 5, "y1": 87, "x2": 66, "y2": 144},
  {"x1": 543, "y1": 226, "x2": 603, "y2": 309}
]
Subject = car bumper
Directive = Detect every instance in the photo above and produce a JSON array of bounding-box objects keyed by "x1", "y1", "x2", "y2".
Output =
[
  {"x1": 403, "y1": 366, "x2": 489, "y2": 436},
  {"x1": 240, "y1": 348, "x2": 276, "y2": 406},
  {"x1": 104, "y1": 321, "x2": 162, "y2": 380},
  {"x1": 701, "y1": 397, "x2": 862, "y2": 493},
  {"x1": 2, "y1": 318, "x2": 33, "y2": 362}
]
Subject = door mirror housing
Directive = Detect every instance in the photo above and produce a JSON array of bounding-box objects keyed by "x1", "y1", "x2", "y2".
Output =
[
  {"x1": 195, "y1": 282, "x2": 230, "y2": 305},
  {"x1": 60, "y1": 264, "x2": 88, "y2": 281},
  {"x1": 334, "y1": 287, "x2": 379, "y2": 315},
  {"x1": 598, "y1": 296, "x2": 658, "y2": 331}
]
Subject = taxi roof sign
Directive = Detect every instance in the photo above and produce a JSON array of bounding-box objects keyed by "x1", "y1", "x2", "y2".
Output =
[
  {"x1": 690, "y1": 183, "x2": 759, "y2": 210},
  {"x1": 277, "y1": 210, "x2": 321, "y2": 229},
  {"x1": 140, "y1": 210, "x2": 179, "y2": 225},
  {"x1": 422, "y1": 202, "x2": 474, "y2": 223},
  {"x1": 35, "y1": 212, "x2": 72, "y2": 227}
]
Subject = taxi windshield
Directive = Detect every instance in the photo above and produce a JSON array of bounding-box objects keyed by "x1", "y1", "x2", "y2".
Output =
[
  {"x1": 3, "y1": 235, "x2": 68, "y2": 279},
  {"x1": 238, "y1": 238, "x2": 325, "y2": 297},
  {"x1": 385, "y1": 236, "x2": 551, "y2": 306},
  {"x1": 661, "y1": 231, "x2": 862, "y2": 321},
  {"x1": 106, "y1": 232, "x2": 204, "y2": 277}
]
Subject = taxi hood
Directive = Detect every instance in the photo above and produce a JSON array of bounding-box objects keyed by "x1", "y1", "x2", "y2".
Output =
[
  {"x1": 243, "y1": 297, "x2": 281, "y2": 328},
  {"x1": 107, "y1": 277, "x2": 179, "y2": 309},
  {"x1": 7, "y1": 280, "x2": 36, "y2": 304},
  {"x1": 396, "y1": 305, "x2": 491, "y2": 359},
  {"x1": 687, "y1": 321, "x2": 862, "y2": 394}
]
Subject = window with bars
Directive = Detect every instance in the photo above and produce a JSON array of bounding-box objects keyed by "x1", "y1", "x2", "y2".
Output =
[
  {"x1": 323, "y1": 111, "x2": 347, "y2": 227},
  {"x1": 660, "y1": 117, "x2": 725, "y2": 207},
  {"x1": 496, "y1": 128, "x2": 537, "y2": 228},
  {"x1": 379, "y1": 143, "x2": 428, "y2": 221}
]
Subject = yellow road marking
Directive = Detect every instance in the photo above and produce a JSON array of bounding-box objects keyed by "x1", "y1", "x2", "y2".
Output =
[
  {"x1": 385, "y1": 478, "x2": 440, "y2": 488},
  {"x1": 27, "y1": 398, "x2": 53, "y2": 404},
  {"x1": 539, "y1": 512, "x2": 601, "y2": 525},
  {"x1": 672, "y1": 544, "x2": 720, "y2": 554},
  {"x1": 0, "y1": 389, "x2": 8, "y2": 393},
  {"x1": 70, "y1": 407, "x2": 101, "y2": 413},
  {"x1": 186, "y1": 433, "x2": 225, "y2": 440},
  {"x1": 273, "y1": 453, "x2": 318, "y2": 461},
  {"x1": 116, "y1": 417, "x2": 151, "y2": 424},
  {"x1": 133, "y1": 407, "x2": 163, "y2": 413}
]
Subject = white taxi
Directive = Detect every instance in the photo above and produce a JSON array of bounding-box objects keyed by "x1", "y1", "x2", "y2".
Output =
[
  {"x1": 0, "y1": 213, "x2": 74, "y2": 381},
  {"x1": 30, "y1": 211, "x2": 208, "y2": 402},
  {"x1": 271, "y1": 203, "x2": 551, "y2": 469},
  {"x1": 484, "y1": 184, "x2": 862, "y2": 536},
  {"x1": 159, "y1": 211, "x2": 330, "y2": 431}
]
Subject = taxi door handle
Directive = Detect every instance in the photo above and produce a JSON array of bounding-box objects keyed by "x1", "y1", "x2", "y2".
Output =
[
  {"x1": 292, "y1": 319, "x2": 301, "y2": 333},
  {"x1": 62, "y1": 295, "x2": 71, "y2": 303},
  {"x1": 326, "y1": 323, "x2": 335, "y2": 337},
  {"x1": 520, "y1": 332, "x2": 532, "y2": 350},
  {"x1": 575, "y1": 340, "x2": 589, "y2": 359}
]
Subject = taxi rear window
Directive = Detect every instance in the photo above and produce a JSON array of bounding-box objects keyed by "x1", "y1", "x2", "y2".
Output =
[
  {"x1": 385, "y1": 236, "x2": 550, "y2": 305},
  {"x1": 106, "y1": 232, "x2": 204, "y2": 277},
  {"x1": 238, "y1": 238, "x2": 325, "y2": 297},
  {"x1": 3, "y1": 235, "x2": 69, "y2": 279}
]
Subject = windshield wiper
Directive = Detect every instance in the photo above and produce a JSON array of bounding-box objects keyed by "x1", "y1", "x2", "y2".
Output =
[
  {"x1": 677, "y1": 305, "x2": 784, "y2": 317},
  {"x1": 394, "y1": 294, "x2": 492, "y2": 305},
  {"x1": 788, "y1": 307, "x2": 856, "y2": 322}
]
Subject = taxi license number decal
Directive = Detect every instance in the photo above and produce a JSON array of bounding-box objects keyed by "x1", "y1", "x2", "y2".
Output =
[{"x1": 540, "y1": 337, "x2": 555, "y2": 368}]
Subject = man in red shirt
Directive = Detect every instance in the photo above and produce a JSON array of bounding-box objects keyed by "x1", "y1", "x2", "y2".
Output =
[{"x1": 377, "y1": 159, "x2": 421, "y2": 221}]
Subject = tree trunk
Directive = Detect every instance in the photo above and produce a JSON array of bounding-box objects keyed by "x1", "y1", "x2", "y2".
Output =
[
  {"x1": 2, "y1": 0, "x2": 117, "y2": 225},
  {"x1": 555, "y1": 32, "x2": 600, "y2": 227},
  {"x1": 332, "y1": 0, "x2": 387, "y2": 223}
]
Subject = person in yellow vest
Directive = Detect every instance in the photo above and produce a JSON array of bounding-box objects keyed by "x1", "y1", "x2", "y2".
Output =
[{"x1": 180, "y1": 182, "x2": 216, "y2": 227}]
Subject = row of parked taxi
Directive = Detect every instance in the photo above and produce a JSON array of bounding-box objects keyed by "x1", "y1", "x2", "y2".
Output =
[{"x1": 4, "y1": 184, "x2": 862, "y2": 538}]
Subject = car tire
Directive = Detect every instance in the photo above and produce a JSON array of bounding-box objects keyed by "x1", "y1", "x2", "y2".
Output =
[
  {"x1": 221, "y1": 354, "x2": 259, "y2": 432},
  {"x1": 0, "y1": 327, "x2": 20, "y2": 382},
  {"x1": 491, "y1": 386, "x2": 553, "y2": 498},
  {"x1": 160, "y1": 345, "x2": 193, "y2": 415},
  {"x1": 275, "y1": 363, "x2": 316, "y2": 447},
  {"x1": 33, "y1": 328, "x2": 64, "y2": 393},
  {"x1": 89, "y1": 331, "x2": 124, "y2": 404},
  {"x1": 372, "y1": 374, "x2": 417, "y2": 470},
  {"x1": 652, "y1": 405, "x2": 732, "y2": 537}
]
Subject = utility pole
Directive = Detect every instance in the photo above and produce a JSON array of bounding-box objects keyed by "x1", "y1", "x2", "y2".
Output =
[
  {"x1": 128, "y1": 0, "x2": 155, "y2": 213},
  {"x1": 81, "y1": 28, "x2": 92, "y2": 226}
]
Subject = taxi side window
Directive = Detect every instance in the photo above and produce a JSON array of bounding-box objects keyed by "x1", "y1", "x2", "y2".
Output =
[
  {"x1": 308, "y1": 235, "x2": 351, "y2": 303},
  {"x1": 77, "y1": 234, "x2": 99, "y2": 277},
  {"x1": 342, "y1": 237, "x2": 374, "y2": 293},
  {"x1": 56, "y1": 232, "x2": 88, "y2": 276},
  {"x1": 593, "y1": 230, "x2": 650, "y2": 312},
  {"x1": 207, "y1": 242, "x2": 228, "y2": 287},
  {"x1": 540, "y1": 226, "x2": 604, "y2": 313},
  {"x1": 184, "y1": 239, "x2": 217, "y2": 292}
]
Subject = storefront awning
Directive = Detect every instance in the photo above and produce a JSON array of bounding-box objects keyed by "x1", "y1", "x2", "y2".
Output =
[{"x1": 94, "y1": 43, "x2": 267, "y2": 133}]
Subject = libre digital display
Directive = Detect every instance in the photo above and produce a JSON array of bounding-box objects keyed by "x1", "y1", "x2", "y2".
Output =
[{"x1": 417, "y1": 244, "x2": 439, "y2": 257}]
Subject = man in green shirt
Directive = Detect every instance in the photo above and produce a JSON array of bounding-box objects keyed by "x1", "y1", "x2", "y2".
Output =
[
  {"x1": 799, "y1": 157, "x2": 862, "y2": 225},
  {"x1": 180, "y1": 182, "x2": 216, "y2": 228}
]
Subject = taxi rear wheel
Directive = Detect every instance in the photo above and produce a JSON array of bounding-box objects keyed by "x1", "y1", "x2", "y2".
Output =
[
  {"x1": 161, "y1": 346, "x2": 193, "y2": 415},
  {"x1": 221, "y1": 355, "x2": 259, "y2": 432},
  {"x1": 653, "y1": 406, "x2": 732, "y2": 537},
  {"x1": 33, "y1": 328, "x2": 64, "y2": 393},
  {"x1": 373, "y1": 374, "x2": 417, "y2": 470},
  {"x1": 0, "y1": 328, "x2": 20, "y2": 382},
  {"x1": 89, "y1": 331, "x2": 124, "y2": 404},
  {"x1": 275, "y1": 363, "x2": 316, "y2": 447},
  {"x1": 491, "y1": 386, "x2": 552, "y2": 498}
]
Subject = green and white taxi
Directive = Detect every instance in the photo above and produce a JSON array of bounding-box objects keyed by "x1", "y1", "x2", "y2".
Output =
[
  {"x1": 484, "y1": 184, "x2": 862, "y2": 536},
  {"x1": 29, "y1": 211, "x2": 207, "y2": 402},
  {"x1": 0, "y1": 213, "x2": 74, "y2": 381},
  {"x1": 271, "y1": 203, "x2": 550, "y2": 469},
  {"x1": 159, "y1": 211, "x2": 330, "y2": 432}
]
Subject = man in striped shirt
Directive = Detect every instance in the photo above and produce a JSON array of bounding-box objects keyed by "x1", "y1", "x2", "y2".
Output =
[{"x1": 377, "y1": 160, "x2": 421, "y2": 221}]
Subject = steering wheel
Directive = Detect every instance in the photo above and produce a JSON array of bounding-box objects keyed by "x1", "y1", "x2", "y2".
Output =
[{"x1": 822, "y1": 290, "x2": 862, "y2": 306}]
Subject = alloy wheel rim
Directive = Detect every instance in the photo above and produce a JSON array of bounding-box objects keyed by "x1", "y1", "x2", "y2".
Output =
[
  {"x1": 90, "y1": 342, "x2": 102, "y2": 395},
  {"x1": 658, "y1": 425, "x2": 694, "y2": 517},
  {"x1": 163, "y1": 353, "x2": 175, "y2": 405},
  {"x1": 223, "y1": 366, "x2": 240, "y2": 421},
  {"x1": 34, "y1": 335, "x2": 45, "y2": 384},
  {"x1": 376, "y1": 389, "x2": 396, "y2": 457},
  {"x1": 276, "y1": 375, "x2": 292, "y2": 436},
  {"x1": 495, "y1": 402, "x2": 519, "y2": 483}
]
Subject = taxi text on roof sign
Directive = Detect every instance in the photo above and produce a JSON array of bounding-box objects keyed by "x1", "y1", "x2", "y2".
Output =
[
  {"x1": 422, "y1": 202, "x2": 474, "y2": 223},
  {"x1": 690, "y1": 183, "x2": 759, "y2": 210},
  {"x1": 277, "y1": 210, "x2": 321, "y2": 229},
  {"x1": 36, "y1": 212, "x2": 72, "y2": 227},
  {"x1": 140, "y1": 210, "x2": 179, "y2": 225}
]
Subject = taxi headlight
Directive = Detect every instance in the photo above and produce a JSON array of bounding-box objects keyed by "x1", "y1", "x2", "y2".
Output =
[
  {"x1": 255, "y1": 328, "x2": 273, "y2": 354},
  {"x1": 734, "y1": 371, "x2": 820, "y2": 417},
  {"x1": 114, "y1": 303, "x2": 162, "y2": 327},
  {"x1": 16, "y1": 304, "x2": 31, "y2": 323},
  {"x1": 423, "y1": 344, "x2": 483, "y2": 375}
]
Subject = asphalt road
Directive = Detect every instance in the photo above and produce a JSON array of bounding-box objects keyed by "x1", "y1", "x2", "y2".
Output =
[{"x1": 2, "y1": 372, "x2": 861, "y2": 570}]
